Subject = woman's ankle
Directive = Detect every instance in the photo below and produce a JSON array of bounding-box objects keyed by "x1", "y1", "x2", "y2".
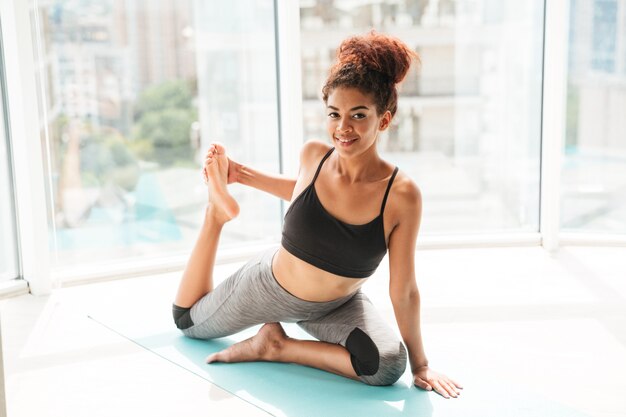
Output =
[{"x1": 204, "y1": 204, "x2": 230, "y2": 225}]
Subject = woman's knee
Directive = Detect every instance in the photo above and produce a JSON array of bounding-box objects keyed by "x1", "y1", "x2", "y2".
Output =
[
  {"x1": 361, "y1": 343, "x2": 407, "y2": 386},
  {"x1": 172, "y1": 304, "x2": 194, "y2": 330},
  {"x1": 345, "y1": 327, "x2": 407, "y2": 386}
]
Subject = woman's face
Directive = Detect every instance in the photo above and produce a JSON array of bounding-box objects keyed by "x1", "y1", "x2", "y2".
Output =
[{"x1": 325, "y1": 87, "x2": 391, "y2": 155}]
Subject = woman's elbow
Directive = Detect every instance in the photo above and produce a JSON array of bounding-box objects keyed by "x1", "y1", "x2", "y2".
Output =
[{"x1": 389, "y1": 288, "x2": 420, "y2": 305}]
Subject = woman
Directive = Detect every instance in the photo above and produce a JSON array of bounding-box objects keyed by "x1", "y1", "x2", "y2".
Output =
[{"x1": 173, "y1": 31, "x2": 463, "y2": 398}]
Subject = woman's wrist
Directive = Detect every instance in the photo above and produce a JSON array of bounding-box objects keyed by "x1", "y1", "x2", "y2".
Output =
[
  {"x1": 229, "y1": 160, "x2": 246, "y2": 185},
  {"x1": 410, "y1": 358, "x2": 429, "y2": 372}
]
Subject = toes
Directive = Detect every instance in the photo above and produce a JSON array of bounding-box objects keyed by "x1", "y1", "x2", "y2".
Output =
[
  {"x1": 204, "y1": 155, "x2": 215, "y2": 168},
  {"x1": 210, "y1": 142, "x2": 226, "y2": 155},
  {"x1": 202, "y1": 168, "x2": 208, "y2": 183}
]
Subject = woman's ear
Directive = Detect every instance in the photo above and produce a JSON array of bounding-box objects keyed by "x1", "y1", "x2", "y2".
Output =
[{"x1": 379, "y1": 111, "x2": 392, "y2": 131}]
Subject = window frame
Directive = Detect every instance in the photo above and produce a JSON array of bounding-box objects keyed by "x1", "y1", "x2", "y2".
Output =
[
  {"x1": 540, "y1": 0, "x2": 569, "y2": 251},
  {"x1": 0, "y1": 19, "x2": 20, "y2": 283},
  {"x1": 0, "y1": 0, "x2": 51, "y2": 295}
]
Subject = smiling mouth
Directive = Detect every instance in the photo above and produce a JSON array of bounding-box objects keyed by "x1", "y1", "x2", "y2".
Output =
[{"x1": 335, "y1": 136, "x2": 358, "y2": 143}]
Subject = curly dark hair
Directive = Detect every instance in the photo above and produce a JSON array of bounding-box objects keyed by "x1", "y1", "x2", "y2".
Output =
[{"x1": 322, "y1": 30, "x2": 420, "y2": 117}]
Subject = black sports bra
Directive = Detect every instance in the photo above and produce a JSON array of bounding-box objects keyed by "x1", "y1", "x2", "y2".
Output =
[{"x1": 281, "y1": 147, "x2": 399, "y2": 278}]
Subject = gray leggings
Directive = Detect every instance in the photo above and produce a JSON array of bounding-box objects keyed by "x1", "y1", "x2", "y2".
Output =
[{"x1": 173, "y1": 247, "x2": 407, "y2": 386}]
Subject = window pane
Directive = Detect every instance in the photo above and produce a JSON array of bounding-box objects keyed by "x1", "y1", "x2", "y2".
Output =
[
  {"x1": 31, "y1": 0, "x2": 281, "y2": 271},
  {"x1": 563, "y1": 0, "x2": 626, "y2": 234},
  {"x1": 0, "y1": 39, "x2": 19, "y2": 281},
  {"x1": 300, "y1": 1, "x2": 545, "y2": 234}
]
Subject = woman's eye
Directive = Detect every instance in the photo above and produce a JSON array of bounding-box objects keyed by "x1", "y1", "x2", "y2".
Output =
[{"x1": 327, "y1": 112, "x2": 366, "y2": 119}]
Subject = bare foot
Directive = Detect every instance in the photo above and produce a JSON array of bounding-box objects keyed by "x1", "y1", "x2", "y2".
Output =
[
  {"x1": 206, "y1": 323, "x2": 288, "y2": 364},
  {"x1": 202, "y1": 142, "x2": 240, "y2": 221}
]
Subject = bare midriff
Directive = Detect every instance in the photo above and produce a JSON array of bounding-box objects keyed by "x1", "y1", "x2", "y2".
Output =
[{"x1": 271, "y1": 245, "x2": 367, "y2": 302}]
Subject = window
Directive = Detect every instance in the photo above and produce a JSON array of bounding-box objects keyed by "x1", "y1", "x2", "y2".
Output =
[
  {"x1": 2, "y1": 0, "x2": 620, "y2": 288},
  {"x1": 563, "y1": 0, "x2": 626, "y2": 234},
  {"x1": 299, "y1": 0, "x2": 545, "y2": 235},
  {"x1": 0, "y1": 31, "x2": 19, "y2": 282},
  {"x1": 30, "y1": 0, "x2": 281, "y2": 272}
]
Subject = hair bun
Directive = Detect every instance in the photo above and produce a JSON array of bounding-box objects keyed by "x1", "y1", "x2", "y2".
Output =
[
  {"x1": 323, "y1": 30, "x2": 419, "y2": 116},
  {"x1": 335, "y1": 30, "x2": 418, "y2": 85}
]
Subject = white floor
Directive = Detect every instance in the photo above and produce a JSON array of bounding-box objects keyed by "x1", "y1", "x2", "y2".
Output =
[{"x1": 1, "y1": 245, "x2": 625, "y2": 417}]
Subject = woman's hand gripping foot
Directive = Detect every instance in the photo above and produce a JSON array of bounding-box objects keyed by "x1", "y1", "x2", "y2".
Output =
[{"x1": 202, "y1": 142, "x2": 240, "y2": 221}]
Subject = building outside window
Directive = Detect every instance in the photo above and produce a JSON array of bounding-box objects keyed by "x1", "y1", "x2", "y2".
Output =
[
  {"x1": 299, "y1": 0, "x2": 545, "y2": 235},
  {"x1": 12, "y1": 0, "x2": 626, "y2": 282},
  {"x1": 29, "y1": 0, "x2": 281, "y2": 272}
]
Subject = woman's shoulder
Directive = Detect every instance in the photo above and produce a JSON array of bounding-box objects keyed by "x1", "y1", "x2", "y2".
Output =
[
  {"x1": 388, "y1": 169, "x2": 422, "y2": 215},
  {"x1": 299, "y1": 139, "x2": 332, "y2": 167}
]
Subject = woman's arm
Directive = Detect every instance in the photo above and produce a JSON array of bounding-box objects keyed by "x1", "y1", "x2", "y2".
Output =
[
  {"x1": 387, "y1": 179, "x2": 427, "y2": 370},
  {"x1": 387, "y1": 178, "x2": 463, "y2": 398},
  {"x1": 228, "y1": 158, "x2": 296, "y2": 202},
  {"x1": 226, "y1": 140, "x2": 329, "y2": 202}
]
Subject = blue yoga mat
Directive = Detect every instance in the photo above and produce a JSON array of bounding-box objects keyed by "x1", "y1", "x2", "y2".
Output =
[{"x1": 89, "y1": 305, "x2": 591, "y2": 417}]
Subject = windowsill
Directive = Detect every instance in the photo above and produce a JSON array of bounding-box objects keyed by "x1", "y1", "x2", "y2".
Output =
[
  {"x1": 39, "y1": 231, "x2": 626, "y2": 290},
  {"x1": 3, "y1": 232, "x2": 624, "y2": 296},
  {"x1": 0, "y1": 279, "x2": 29, "y2": 299},
  {"x1": 561, "y1": 233, "x2": 626, "y2": 245},
  {"x1": 51, "y1": 233, "x2": 543, "y2": 287},
  {"x1": 54, "y1": 241, "x2": 280, "y2": 288}
]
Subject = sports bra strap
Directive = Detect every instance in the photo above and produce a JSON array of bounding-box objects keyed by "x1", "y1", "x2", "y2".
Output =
[
  {"x1": 380, "y1": 166, "x2": 399, "y2": 215},
  {"x1": 311, "y1": 147, "x2": 335, "y2": 184}
]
